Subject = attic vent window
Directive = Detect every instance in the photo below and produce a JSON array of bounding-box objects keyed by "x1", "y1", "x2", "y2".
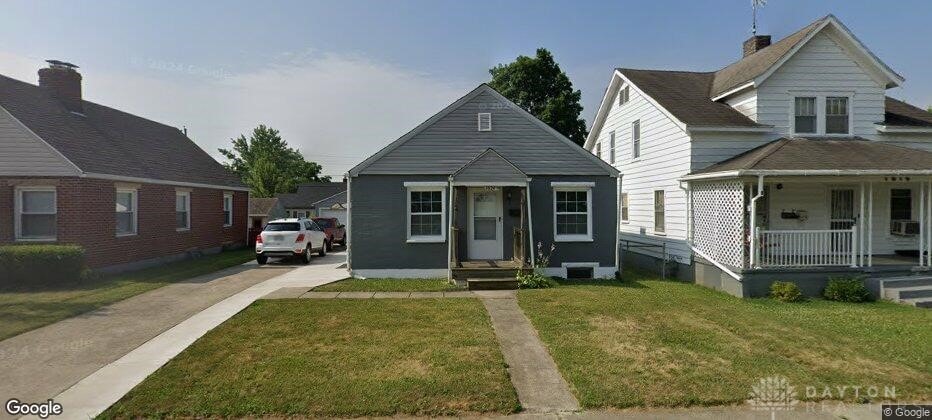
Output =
[{"x1": 478, "y1": 113, "x2": 492, "y2": 131}]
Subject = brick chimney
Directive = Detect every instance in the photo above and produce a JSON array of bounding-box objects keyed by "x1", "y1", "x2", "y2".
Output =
[
  {"x1": 742, "y1": 35, "x2": 771, "y2": 57},
  {"x1": 38, "y1": 60, "x2": 83, "y2": 114}
]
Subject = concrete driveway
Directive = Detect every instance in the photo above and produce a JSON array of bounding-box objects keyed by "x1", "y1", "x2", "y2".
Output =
[{"x1": 1, "y1": 250, "x2": 347, "y2": 419}]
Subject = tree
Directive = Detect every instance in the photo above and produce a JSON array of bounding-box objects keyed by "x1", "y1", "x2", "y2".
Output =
[
  {"x1": 219, "y1": 125, "x2": 330, "y2": 197},
  {"x1": 489, "y1": 48, "x2": 588, "y2": 146}
]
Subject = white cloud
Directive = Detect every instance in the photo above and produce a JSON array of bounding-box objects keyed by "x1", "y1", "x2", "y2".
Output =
[{"x1": 0, "y1": 50, "x2": 473, "y2": 178}]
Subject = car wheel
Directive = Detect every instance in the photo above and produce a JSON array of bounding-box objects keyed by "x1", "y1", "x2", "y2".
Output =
[
  {"x1": 338, "y1": 237, "x2": 346, "y2": 247},
  {"x1": 256, "y1": 254, "x2": 268, "y2": 265},
  {"x1": 302, "y1": 246, "x2": 312, "y2": 264},
  {"x1": 318, "y1": 241, "x2": 327, "y2": 256}
]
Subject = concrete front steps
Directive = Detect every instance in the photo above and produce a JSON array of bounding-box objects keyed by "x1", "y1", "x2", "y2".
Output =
[
  {"x1": 466, "y1": 277, "x2": 519, "y2": 290},
  {"x1": 868, "y1": 276, "x2": 932, "y2": 307}
]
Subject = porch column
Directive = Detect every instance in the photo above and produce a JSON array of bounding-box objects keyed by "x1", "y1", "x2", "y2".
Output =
[
  {"x1": 748, "y1": 175, "x2": 764, "y2": 268},
  {"x1": 928, "y1": 180, "x2": 931, "y2": 266},
  {"x1": 525, "y1": 179, "x2": 536, "y2": 267},
  {"x1": 921, "y1": 181, "x2": 926, "y2": 267},
  {"x1": 868, "y1": 182, "x2": 873, "y2": 267},
  {"x1": 447, "y1": 178, "x2": 455, "y2": 279},
  {"x1": 859, "y1": 182, "x2": 865, "y2": 267}
]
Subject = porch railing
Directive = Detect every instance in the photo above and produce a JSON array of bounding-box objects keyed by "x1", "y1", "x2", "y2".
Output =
[{"x1": 755, "y1": 226, "x2": 857, "y2": 268}]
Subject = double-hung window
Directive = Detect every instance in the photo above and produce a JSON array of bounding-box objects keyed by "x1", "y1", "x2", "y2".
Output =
[
  {"x1": 618, "y1": 86, "x2": 630, "y2": 106},
  {"x1": 654, "y1": 190, "x2": 665, "y2": 234},
  {"x1": 609, "y1": 131, "x2": 616, "y2": 164},
  {"x1": 176, "y1": 191, "x2": 191, "y2": 231},
  {"x1": 15, "y1": 187, "x2": 57, "y2": 241},
  {"x1": 825, "y1": 97, "x2": 849, "y2": 134},
  {"x1": 407, "y1": 185, "x2": 445, "y2": 242},
  {"x1": 115, "y1": 188, "x2": 137, "y2": 236},
  {"x1": 794, "y1": 97, "x2": 817, "y2": 134},
  {"x1": 595, "y1": 142, "x2": 601, "y2": 160},
  {"x1": 553, "y1": 183, "x2": 593, "y2": 242},
  {"x1": 631, "y1": 120, "x2": 641, "y2": 159},
  {"x1": 620, "y1": 192, "x2": 629, "y2": 222},
  {"x1": 223, "y1": 193, "x2": 233, "y2": 227}
]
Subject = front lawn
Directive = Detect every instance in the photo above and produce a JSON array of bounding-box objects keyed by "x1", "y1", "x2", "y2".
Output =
[
  {"x1": 0, "y1": 249, "x2": 254, "y2": 341},
  {"x1": 518, "y1": 274, "x2": 932, "y2": 408},
  {"x1": 102, "y1": 299, "x2": 518, "y2": 418},
  {"x1": 314, "y1": 277, "x2": 462, "y2": 292}
]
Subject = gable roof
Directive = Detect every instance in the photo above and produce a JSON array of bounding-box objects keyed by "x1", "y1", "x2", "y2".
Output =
[
  {"x1": 312, "y1": 190, "x2": 347, "y2": 209},
  {"x1": 0, "y1": 74, "x2": 245, "y2": 189},
  {"x1": 277, "y1": 182, "x2": 347, "y2": 208},
  {"x1": 249, "y1": 197, "x2": 280, "y2": 216},
  {"x1": 712, "y1": 15, "x2": 903, "y2": 99},
  {"x1": 689, "y1": 137, "x2": 932, "y2": 176},
  {"x1": 452, "y1": 148, "x2": 527, "y2": 183},
  {"x1": 883, "y1": 96, "x2": 932, "y2": 127},
  {"x1": 349, "y1": 84, "x2": 618, "y2": 177}
]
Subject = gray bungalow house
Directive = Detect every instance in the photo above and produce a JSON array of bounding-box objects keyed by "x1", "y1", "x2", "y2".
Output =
[{"x1": 347, "y1": 84, "x2": 619, "y2": 281}]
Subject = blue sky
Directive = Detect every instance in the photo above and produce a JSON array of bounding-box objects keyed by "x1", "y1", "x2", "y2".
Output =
[{"x1": 2, "y1": 0, "x2": 930, "y2": 177}]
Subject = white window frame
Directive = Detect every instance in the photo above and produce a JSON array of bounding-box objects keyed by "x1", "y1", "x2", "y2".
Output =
[
  {"x1": 552, "y1": 183, "x2": 593, "y2": 242},
  {"x1": 477, "y1": 112, "x2": 492, "y2": 131},
  {"x1": 618, "y1": 85, "x2": 630, "y2": 106},
  {"x1": 406, "y1": 185, "x2": 447, "y2": 243},
  {"x1": 609, "y1": 131, "x2": 616, "y2": 164},
  {"x1": 631, "y1": 120, "x2": 641, "y2": 159},
  {"x1": 620, "y1": 192, "x2": 629, "y2": 223},
  {"x1": 176, "y1": 191, "x2": 191, "y2": 231},
  {"x1": 223, "y1": 193, "x2": 233, "y2": 227},
  {"x1": 14, "y1": 186, "x2": 57, "y2": 242},
  {"x1": 115, "y1": 188, "x2": 138, "y2": 237},
  {"x1": 789, "y1": 92, "x2": 854, "y2": 136},
  {"x1": 595, "y1": 141, "x2": 601, "y2": 159},
  {"x1": 654, "y1": 190, "x2": 665, "y2": 235}
]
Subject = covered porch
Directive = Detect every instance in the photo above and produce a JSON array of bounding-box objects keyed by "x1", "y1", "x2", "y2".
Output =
[{"x1": 684, "y1": 137, "x2": 932, "y2": 273}]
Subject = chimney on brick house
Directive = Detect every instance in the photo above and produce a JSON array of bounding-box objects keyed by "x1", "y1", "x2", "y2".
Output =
[
  {"x1": 38, "y1": 60, "x2": 83, "y2": 114},
  {"x1": 742, "y1": 35, "x2": 771, "y2": 57}
]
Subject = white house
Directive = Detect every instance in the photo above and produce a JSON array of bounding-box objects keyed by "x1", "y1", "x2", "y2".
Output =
[{"x1": 586, "y1": 15, "x2": 932, "y2": 299}]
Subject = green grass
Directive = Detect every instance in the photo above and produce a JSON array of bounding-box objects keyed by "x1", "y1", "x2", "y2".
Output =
[
  {"x1": 0, "y1": 249, "x2": 255, "y2": 341},
  {"x1": 101, "y1": 299, "x2": 519, "y2": 418},
  {"x1": 314, "y1": 277, "x2": 463, "y2": 292},
  {"x1": 517, "y1": 273, "x2": 932, "y2": 409}
]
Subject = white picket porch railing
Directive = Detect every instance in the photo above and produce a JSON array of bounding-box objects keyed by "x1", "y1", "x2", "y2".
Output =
[{"x1": 755, "y1": 227, "x2": 858, "y2": 268}]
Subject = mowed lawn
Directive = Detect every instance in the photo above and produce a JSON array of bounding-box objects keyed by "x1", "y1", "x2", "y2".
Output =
[
  {"x1": 101, "y1": 299, "x2": 518, "y2": 418},
  {"x1": 518, "y1": 274, "x2": 932, "y2": 408},
  {"x1": 0, "y1": 249, "x2": 254, "y2": 341},
  {"x1": 314, "y1": 277, "x2": 463, "y2": 292}
]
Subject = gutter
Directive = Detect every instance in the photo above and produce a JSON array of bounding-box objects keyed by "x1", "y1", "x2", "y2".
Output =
[{"x1": 681, "y1": 169, "x2": 932, "y2": 181}]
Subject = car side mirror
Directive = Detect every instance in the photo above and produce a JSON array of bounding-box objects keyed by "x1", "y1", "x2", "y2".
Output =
[{"x1": 338, "y1": 224, "x2": 345, "y2": 229}]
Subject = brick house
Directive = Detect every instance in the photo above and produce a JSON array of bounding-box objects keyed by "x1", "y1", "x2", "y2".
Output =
[{"x1": 0, "y1": 61, "x2": 249, "y2": 271}]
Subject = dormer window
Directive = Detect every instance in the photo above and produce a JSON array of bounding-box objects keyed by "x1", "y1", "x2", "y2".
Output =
[
  {"x1": 618, "y1": 86, "x2": 630, "y2": 106},
  {"x1": 477, "y1": 113, "x2": 492, "y2": 131}
]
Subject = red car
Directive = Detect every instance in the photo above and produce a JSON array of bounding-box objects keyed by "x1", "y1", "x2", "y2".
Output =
[{"x1": 312, "y1": 217, "x2": 346, "y2": 251}]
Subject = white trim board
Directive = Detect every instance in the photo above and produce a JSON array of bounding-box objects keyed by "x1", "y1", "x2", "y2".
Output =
[{"x1": 351, "y1": 269, "x2": 448, "y2": 279}]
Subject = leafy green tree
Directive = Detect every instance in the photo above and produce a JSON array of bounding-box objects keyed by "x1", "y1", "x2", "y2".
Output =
[
  {"x1": 489, "y1": 48, "x2": 588, "y2": 146},
  {"x1": 219, "y1": 125, "x2": 330, "y2": 197}
]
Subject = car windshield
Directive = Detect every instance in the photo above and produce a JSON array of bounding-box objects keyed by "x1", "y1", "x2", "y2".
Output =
[
  {"x1": 264, "y1": 223, "x2": 301, "y2": 232},
  {"x1": 314, "y1": 219, "x2": 334, "y2": 228}
]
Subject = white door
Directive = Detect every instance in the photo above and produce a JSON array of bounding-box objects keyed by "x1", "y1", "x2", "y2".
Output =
[{"x1": 467, "y1": 188, "x2": 503, "y2": 260}]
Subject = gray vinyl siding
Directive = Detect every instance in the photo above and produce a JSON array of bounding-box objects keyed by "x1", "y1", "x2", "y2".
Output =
[
  {"x1": 0, "y1": 105, "x2": 79, "y2": 176},
  {"x1": 350, "y1": 174, "x2": 616, "y2": 269},
  {"x1": 453, "y1": 151, "x2": 526, "y2": 183},
  {"x1": 360, "y1": 90, "x2": 608, "y2": 175}
]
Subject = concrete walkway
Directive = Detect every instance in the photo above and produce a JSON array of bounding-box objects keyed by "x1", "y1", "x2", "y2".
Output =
[
  {"x1": 44, "y1": 251, "x2": 348, "y2": 420},
  {"x1": 481, "y1": 294, "x2": 580, "y2": 414},
  {"x1": 0, "y1": 262, "x2": 293, "y2": 416}
]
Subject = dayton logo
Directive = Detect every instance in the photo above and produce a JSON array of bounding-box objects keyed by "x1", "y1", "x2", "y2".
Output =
[{"x1": 748, "y1": 376, "x2": 799, "y2": 412}]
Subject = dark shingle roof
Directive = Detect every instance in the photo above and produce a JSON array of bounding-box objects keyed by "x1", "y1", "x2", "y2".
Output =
[
  {"x1": 710, "y1": 18, "x2": 825, "y2": 97},
  {"x1": 884, "y1": 96, "x2": 932, "y2": 127},
  {"x1": 277, "y1": 182, "x2": 346, "y2": 208},
  {"x1": 0, "y1": 74, "x2": 244, "y2": 188},
  {"x1": 692, "y1": 137, "x2": 932, "y2": 174},
  {"x1": 248, "y1": 197, "x2": 279, "y2": 216},
  {"x1": 617, "y1": 69, "x2": 764, "y2": 128}
]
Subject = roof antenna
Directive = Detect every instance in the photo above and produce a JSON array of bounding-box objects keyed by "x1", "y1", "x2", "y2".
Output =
[
  {"x1": 751, "y1": 0, "x2": 767, "y2": 35},
  {"x1": 182, "y1": 125, "x2": 188, "y2": 137}
]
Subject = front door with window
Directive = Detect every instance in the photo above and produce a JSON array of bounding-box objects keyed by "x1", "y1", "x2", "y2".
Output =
[
  {"x1": 830, "y1": 188, "x2": 856, "y2": 230},
  {"x1": 467, "y1": 188, "x2": 503, "y2": 260}
]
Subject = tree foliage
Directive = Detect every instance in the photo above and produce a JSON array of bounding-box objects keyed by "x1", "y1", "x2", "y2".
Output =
[
  {"x1": 489, "y1": 48, "x2": 588, "y2": 146},
  {"x1": 219, "y1": 125, "x2": 330, "y2": 197}
]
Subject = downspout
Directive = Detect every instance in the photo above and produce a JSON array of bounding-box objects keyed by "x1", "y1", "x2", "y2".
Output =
[
  {"x1": 346, "y1": 174, "x2": 352, "y2": 273},
  {"x1": 748, "y1": 175, "x2": 764, "y2": 268}
]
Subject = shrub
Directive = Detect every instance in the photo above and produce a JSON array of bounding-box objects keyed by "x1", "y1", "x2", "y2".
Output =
[
  {"x1": 769, "y1": 281, "x2": 804, "y2": 302},
  {"x1": 0, "y1": 244, "x2": 87, "y2": 289},
  {"x1": 823, "y1": 276, "x2": 872, "y2": 303},
  {"x1": 518, "y1": 242, "x2": 558, "y2": 289}
]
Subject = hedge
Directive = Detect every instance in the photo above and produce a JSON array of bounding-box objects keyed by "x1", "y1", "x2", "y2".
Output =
[{"x1": 0, "y1": 244, "x2": 87, "y2": 288}]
